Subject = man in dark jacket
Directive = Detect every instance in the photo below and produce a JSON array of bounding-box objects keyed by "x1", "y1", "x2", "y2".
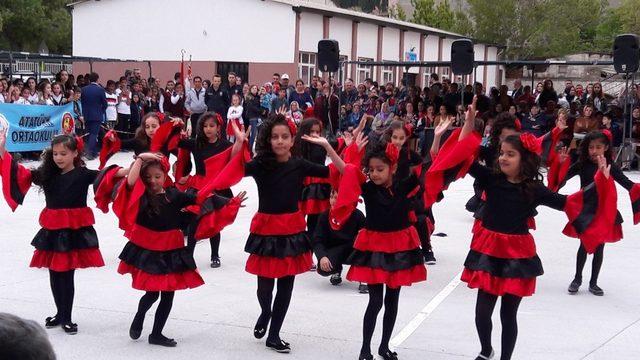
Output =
[
  {"x1": 205, "y1": 74, "x2": 230, "y2": 119},
  {"x1": 80, "y1": 72, "x2": 107, "y2": 159},
  {"x1": 521, "y1": 104, "x2": 550, "y2": 137}
]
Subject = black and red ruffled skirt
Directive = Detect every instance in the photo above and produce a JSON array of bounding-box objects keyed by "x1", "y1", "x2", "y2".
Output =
[
  {"x1": 30, "y1": 207, "x2": 105, "y2": 272},
  {"x1": 244, "y1": 211, "x2": 312, "y2": 278},
  {"x1": 299, "y1": 176, "x2": 331, "y2": 215},
  {"x1": 460, "y1": 221, "x2": 543, "y2": 297},
  {"x1": 346, "y1": 227, "x2": 427, "y2": 288},
  {"x1": 178, "y1": 174, "x2": 234, "y2": 215},
  {"x1": 117, "y1": 224, "x2": 204, "y2": 291}
]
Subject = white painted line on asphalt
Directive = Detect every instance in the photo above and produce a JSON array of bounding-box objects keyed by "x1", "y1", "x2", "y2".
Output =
[{"x1": 390, "y1": 271, "x2": 463, "y2": 348}]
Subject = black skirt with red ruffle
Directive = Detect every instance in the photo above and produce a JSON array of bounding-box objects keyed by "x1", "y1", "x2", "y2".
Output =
[
  {"x1": 460, "y1": 221, "x2": 542, "y2": 297},
  {"x1": 245, "y1": 211, "x2": 312, "y2": 278},
  {"x1": 30, "y1": 207, "x2": 105, "y2": 272},
  {"x1": 299, "y1": 176, "x2": 331, "y2": 215},
  {"x1": 346, "y1": 227, "x2": 427, "y2": 288},
  {"x1": 117, "y1": 224, "x2": 204, "y2": 291}
]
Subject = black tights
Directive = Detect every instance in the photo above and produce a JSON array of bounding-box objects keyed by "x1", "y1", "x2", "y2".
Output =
[
  {"x1": 187, "y1": 234, "x2": 221, "y2": 260},
  {"x1": 360, "y1": 284, "x2": 401, "y2": 356},
  {"x1": 256, "y1": 276, "x2": 295, "y2": 343},
  {"x1": 575, "y1": 244, "x2": 604, "y2": 286},
  {"x1": 49, "y1": 270, "x2": 75, "y2": 324},
  {"x1": 131, "y1": 291, "x2": 175, "y2": 337},
  {"x1": 475, "y1": 290, "x2": 522, "y2": 360}
]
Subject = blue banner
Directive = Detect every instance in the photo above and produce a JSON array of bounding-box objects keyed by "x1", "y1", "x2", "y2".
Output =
[{"x1": 0, "y1": 103, "x2": 76, "y2": 152}]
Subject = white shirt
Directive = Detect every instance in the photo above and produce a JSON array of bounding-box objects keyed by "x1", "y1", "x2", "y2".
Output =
[
  {"x1": 105, "y1": 92, "x2": 118, "y2": 121},
  {"x1": 15, "y1": 98, "x2": 31, "y2": 105},
  {"x1": 227, "y1": 105, "x2": 244, "y2": 123},
  {"x1": 115, "y1": 88, "x2": 131, "y2": 115}
]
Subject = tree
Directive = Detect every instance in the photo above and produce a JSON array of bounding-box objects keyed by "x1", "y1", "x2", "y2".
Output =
[
  {"x1": 410, "y1": 0, "x2": 457, "y2": 32},
  {"x1": 388, "y1": 4, "x2": 407, "y2": 21},
  {"x1": 0, "y1": 0, "x2": 71, "y2": 53}
]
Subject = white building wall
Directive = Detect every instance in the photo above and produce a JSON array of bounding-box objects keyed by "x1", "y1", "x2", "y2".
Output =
[
  {"x1": 299, "y1": 13, "x2": 324, "y2": 53},
  {"x1": 423, "y1": 35, "x2": 439, "y2": 61},
  {"x1": 381, "y1": 28, "x2": 400, "y2": 61},
  {"x1": 356, "y1": 23, "x2": 378, "y2": 60},
  {"x1": 72, "y1": 0, "x2": 295, "y2": 63},
  {"x1": 486, "y1": 46, "x2": 499, "y2": 89},
  {"x1": 474, "y1": 44, "x2": 486, "y2": 86},
  {"x1": 329, "y1": 17, "x2": 352, "y2": 58},
  {"x1": 404, "y1": 31, "x2": 421, "y2": 74},
  {"x1": 441, "y1": 38, "x2": 454, "y2": 61}
]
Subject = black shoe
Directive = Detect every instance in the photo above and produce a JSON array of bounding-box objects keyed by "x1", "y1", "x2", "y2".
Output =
[
  {"x1": 568, "y1": 278, "x2": 582, "y2": 294},
  {"x1": 358, "y1": 283, "x2": 369, "y2": 294},
  {"x1": 589, "y1": 284, "x2": 604, "y2": 296},
  {"x1": 211, "y1": 257, "x2": 221, "y2": 268},
  {"x1": 330, "y1": 273, "x2": 342, "y2": 286},
  {"x1": 378, "y1": 349, "x2": 398, "y2": 360},
  {"x1": 148, "y1": 333, "x2": 177, "y2": 347},
  {"x1": 45, "y1": 315, "x2": 61, "y2": 328},
  {"x1": 254, "y1": 314, "x2": 270, "y2": 339},
  {"x1": 266, "y1": 339, "x2": 291, "y2": 353},
  {"x1": 62, "y1": 323, "x2": 78, "y2": 335},
  {"x1": 129, "y1": 316, "x2": 143, "y2": 340},
  {"x1": 424, "y1": 250, "x2": 436, "y2": 265},
  {"x1": 358, "y1": 354, "x2": 373, "y2": 360}
]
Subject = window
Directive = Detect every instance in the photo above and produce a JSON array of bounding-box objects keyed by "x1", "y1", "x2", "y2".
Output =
[
  {"x1": 422, "y1": 66, "x2": 435, "y2": 88},
  {"x1": 298, "y1": 52, "x2": 317, "y2": 85},
  {"x1": 382, "y1": 65, "x2": 395, "y2": 85},
  {"x1": 357, "y1": 57, "x2": 373, "y2": 84}
]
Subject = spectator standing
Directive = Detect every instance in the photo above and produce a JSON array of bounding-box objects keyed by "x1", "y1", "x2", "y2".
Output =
[{"x1": 80, "y1": 72, "x2": 107, "y2": 159}]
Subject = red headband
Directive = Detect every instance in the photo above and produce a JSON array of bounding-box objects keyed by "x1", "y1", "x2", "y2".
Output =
[
  {"x1": 519, "y1": 133, "x2": 542, "y2": 155},
  {"x1": 602, "y1": 129, "x2": 613, "y2": 142},
  {"x1": 286, "y1": 118, "x2": 297, "y2": 136},
  {"x1": 385, "y1": 142, "x2": 400, "y2": 166},
  {"x1": 159, "y1": 155, "x2": 171, "y2": 173}
]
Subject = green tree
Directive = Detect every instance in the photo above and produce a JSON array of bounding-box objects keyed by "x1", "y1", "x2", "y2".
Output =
[
  {"x1": 388, "y1": 4, "x2": 407, "y2": 21},
  {"x1": 0, "y1": 0, "x2": 71, "y2": 53},
  {"x1": 411, "y1": 0, "x2": 457, "y2": 32},
  {"x1": 617, "y1": 0, "x2": 640, "y2": 34}
]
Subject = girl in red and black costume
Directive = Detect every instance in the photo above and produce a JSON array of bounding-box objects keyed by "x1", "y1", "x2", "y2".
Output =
[
  {"x1": 176, "y1": 111, "x2": 233, "y2": 268},
  {"x1": 113, "y1": 148, "x2": 246, "y2": 347},
  {"x1": 383, "y1": 120, "x2": 436, "y2": 265},
  {"x1": 0, "y1": 133, "x2": 126, "y2": 335},
  {"x1": 242, "y1": 114, "x2": 345, "y2": 353},
  {"x1": 428, "y1": 106, "x2": 617, "y2": 360},
  {"x1": 333, "y1": 140, "x2": 426, "y2": 360},
  {"x1": 552, "y1": 130, "x2": 637, "y2": 296}
]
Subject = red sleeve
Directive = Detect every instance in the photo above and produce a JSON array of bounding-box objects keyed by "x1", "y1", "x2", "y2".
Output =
[
  {"x1": 547, "y1": 156, "x2": 570, "y2": 192},
  {"x1": 99, "y1": 130, "x2": 121, "y2": 170},
  {"x1": 174, "y1": 147, "x2": 191, "y2": 181},
  {"x1": 0, "y1": 152, "x2": 33, "y2": 211},
  {"x1": 193, "y1": 195, "x2": 242, "y2": 240},
  {"x1": 329, "y1": 164, "x2": 366, "y2": 230},
  {"x1": 150, "y1": 121, "x2": 182, "y2": 153},
  {"x1": 538, "y1": 126, "x2": 562, "y2": 167},
  {"x1": 93, "y1": 165, "x2": 124, "y2": 213},
  {"x1": 113, "y1": 179, "x2": 145, "y2": 231},
  {"x1": 342, "y1": 142, "x2": 364, "y2": 166},
  {"x1": 630, "y1": 183, "x2": 640, "y2": 225},
  {"x1": 563, "y1": 171, "x2": 619, "y2": 254},
  {"x1": 424, "y1": 128, "x2": 482, "y2": 208},
  {"x1": 196, "y1": 146, "x2": 250, "y2": 203}
]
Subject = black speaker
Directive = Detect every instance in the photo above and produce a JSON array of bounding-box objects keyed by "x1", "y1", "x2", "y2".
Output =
[
  {"x1": 451, "y1": 39, "x2": 474, "y2": 75},
  {"x1": 613, "y1": 34, "x2": 640, "y2": 73},
  {"x1": 318, "y1": 39, "x2": 340, "y2": 72}
]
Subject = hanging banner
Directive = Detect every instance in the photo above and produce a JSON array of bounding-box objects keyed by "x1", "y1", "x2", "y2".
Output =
[{"x1": 0, "y1": 103, "x2": 76, "y2": 152}]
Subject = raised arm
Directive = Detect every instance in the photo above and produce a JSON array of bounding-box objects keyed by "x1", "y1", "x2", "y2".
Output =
[
  {"x1": 459, "y1": 96, "x2": 477, "y2": 140},
  {"x1": 230, "y1": 119, "x2": 249, "y2": 157},
  {"x1": 302, "y1": 135, "x2": 346, "y2": 173},
  {"x1": 430, "y1": 117, "x2": 453, "y2": 157},
  {"x1": 126, "y1": 153, "x2": 162, "y2": 188}
]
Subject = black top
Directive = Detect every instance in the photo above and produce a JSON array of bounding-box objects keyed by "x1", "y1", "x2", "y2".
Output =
[
  {"x1": 33, "y1": 167, "x2": 98, "y2": 209},
  {"x1": 245, "y1": 158, "x2": 329, "y2": 214},
  {"x1": 205, "y1": 86, "x2": 230, "y2": 116},
  {"x1": 563, "y1": 161, "x2": 633, "y2": 190},
  {"x1": 178, "y1": 138, "x2": 232, "y2": 176},
  {"x1": 469, "y1": 163, "x2": 566, "y2": 234},
  {"x1": 313, "y1": 209, "x2": 365, "y2": 259},
  {"x1": 136, "y1": 187, "x2": 197, "y2": 232},
  {"x1": 361, "y1": 174, "x2": 419, "y2": 232},
  {"x1": 397, "y1": 147, "x2": 422, "y2": 180}
]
